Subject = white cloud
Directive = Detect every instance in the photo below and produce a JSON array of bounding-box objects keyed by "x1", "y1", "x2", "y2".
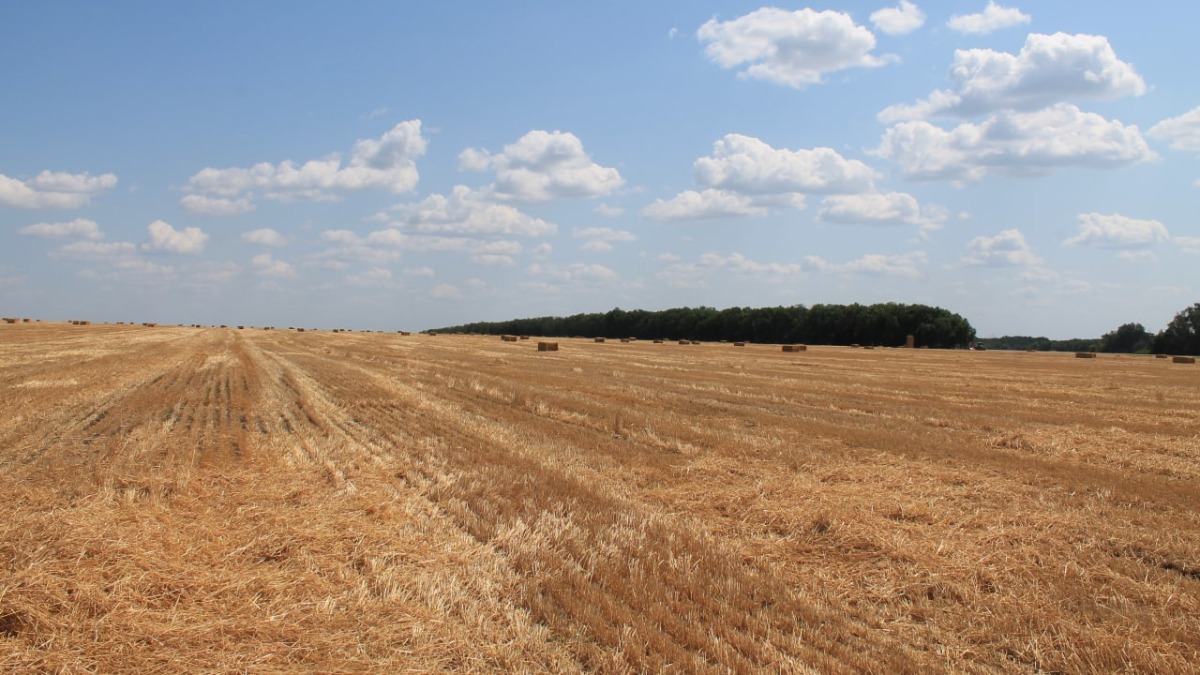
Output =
[
  {"x1": 388, "y1": 185, "x2": 555, "y2": 237},
  {"x1": 0, "y1": 171, "x2": 117, "y2": 209},
  {"x1": 817, "y1": 192, "x2": 946, "y2": 236},
  {"x1": 694, "y1": 134, "x2": 878, "y2": 194},
  {"x1": 1175, "y1": 236, "x2": 1200, "y2": 254},
  {"x1": 1149, "y1": 106, "x2": 1200, "y2": 153},
  {"x1": 961, "y1": 229, "x2": 1043, "y2": 266},
  {"x1": 1064, "y1": 213, "x2": 1169, "y2": 248},
  {"x1": 1116, "y1": 250, "x2": 1157, "y2": 262},
  {"x1": 594, "y1": 203, "x2": 625, "y2": 217},
  {"x1": 871, "y1": 1, "x2": 925, "y2": 36},
  {"x1": 880, "y1": 33, "x2": 1145, "y2": 122},
  {"x1": 431, "y1": 283, "x2": 462, "y2": 300},
  {"x1": 574, "y1": 227, "x2": 636, "y2": 245},
  {"x1": 526, "y1": 262, "x2": 619, "y2": 284},
  {"x1": 697, "y1": 8, "x2": 891, "y2": 89},
  {"x1": 642, "y1": 189, "x2": 803, "y2": 221},
  {"x1": 657, "y1": 252, "x2": 803, "y2": 288},
  {"x1": 78, "y1": 258, "x2": 175, "y2": 282},
  {"x1": 241, "y1": 228, "x2": 288, "y2": 247},
  {"x1": 875, "y1": 104, "x2": 1155, "y2": 181},
  {"x1": 18, "y1": 218, "x2": 104, "y2": 240},
  {"x1": 460, "y1": 130, "x2": 623, "y2": 202},
  {"x1": 251, "y1": 253, "x2": 297, "y2": 278},
  {"x1": 50, "y1": 240, "x2": 137, "y2": 260},
  {"x1": 805, "y1": 251, "x2": 927, "y2": 278},
  {"x1": 947, "y1": 1, "x2": 1030, "y2": 35},
  {"x1": 183, "y1": 120, "x2": 427, "y2": 206},
  {"x1": 142, "y1": 220, "x2": 208, "y2": 254},
  {"x1": 346, "y1": 267, "x2": 395, "y2": 287},
  {"x1": 180, "y1": 194, "x2": 255, "y2": 216}
]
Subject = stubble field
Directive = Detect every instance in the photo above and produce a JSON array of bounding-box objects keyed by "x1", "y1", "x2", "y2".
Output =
[{"x1": 2, "y1": 322, "x2": 1198, "y2": 673}]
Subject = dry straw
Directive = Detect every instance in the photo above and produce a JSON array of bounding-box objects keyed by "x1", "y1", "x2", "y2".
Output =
[
  {"x1": 782, "y1": 345, "x2": 807, "y2": 352},
  {"x1": 595, "y1": 338, "x2": 606, "y2": 343},
  {"x1": 734, "y1": 342, "x2": 746, "y2": 347}
]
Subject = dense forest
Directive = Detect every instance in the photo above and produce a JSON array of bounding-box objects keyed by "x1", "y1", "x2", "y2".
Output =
[{"x1": 435, "y1": 303, "x2": 977, "y2": 348}]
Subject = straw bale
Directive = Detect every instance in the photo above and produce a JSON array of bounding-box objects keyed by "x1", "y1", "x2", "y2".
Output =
[
  {"x1": 595, "y1": 338, "x2": 606, "y2": 343},
  {"x1": 537, "y1": 341, "x2": 559, "y2": 351},
  {"x1": 2, "y1": 317, "x2": 16, "y2": 324},
  {"x1": 1075, "y1": 352, "x2": 1097, "y2": 359},
  {"x1": 1155, "y1": 354, "x2": 1168, "y2": 359},
  {"x1": 734, "y1": 342, "x2": 746, "y2": 347},
  {"x1": 906, "y1": 334, "x2": 915, "y2": 349},
  {"x1": 782, "y1": 345, "x2": 807, "y2": 352},
  {"x1": 1173, "y1": 356, "x2": 1196, "y2": 364}
]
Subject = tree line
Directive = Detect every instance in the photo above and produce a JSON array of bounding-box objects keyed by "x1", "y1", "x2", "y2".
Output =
[
  {"x1": 978, "y1": 302, "x2": 1200, "y2": 355},
  {"x1": 435, "y1": 303, "x2": 977, "y2": 348}
]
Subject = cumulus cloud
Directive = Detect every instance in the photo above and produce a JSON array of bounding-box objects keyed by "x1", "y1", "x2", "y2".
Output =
[
  {"x1": 18, "y1": 218, "x2": 104, "y2": 240},
  {"x1": 961, "y1": 229, "x2": 1043, "y2": 266},
  {"x1": 657, "y1": 252, "x2": 803, "y2": 288},
  {"x1": 697, "y1": 8, "x2": 892, "y2": 88},
  {"x1": 694, "y1": 134, "x2": 878, "y2": 194},
  {"x1": 346, "y1": 267, "x2": 396, "y2": 287},
  {"x1": 574, "y1": 227, "x2": 636, "y2": 252},
  {"x1": 241, "y1": 228, "x2": 288, "y2": 247},
  {"x1": 50, "y1": 240, "x2": 137, "y2": 260},
  {"x1": 1175, "y1": 236, "x2": 1200, "y2": 254},
  {"x1": 817, "y1": 192, "x2": 947, "y2": 236},
  {"x1": 251, "y1": 252, "x2": 297, "y2": 278},
  {"x1": 431, "y1": 283, "x2": 463, "y2": 300},
  {"x1": 460, "y1": 130, "x2": 623, "y2": 202},
  {"x1": 644, "y1": 134, "x2": 879, "y2": 222},
  {"x1": 142, "y1": 220, "x2": 208, "y2": 254},
  {"x1": 880, "y1": 33, "x2": 1146, "y2": 122},
  {"x1": 1063, "y1": 213, "x2": 1169, "y2": 248},
  {"x1": 871, "y1": 1, "x2": 925, "y2": 36},
  {"x1": 875, "y1": 104, "x2": 1155, "y2": 181},
  {"x1": 526, "y1": 262, "x2": 619, "y2": 284},
  {"x1": 1149, "y1": 106, "x2": 1200, "y2": 153},
  {"x1": 594, "y1": 203, "x2": 625, "y2": 217},
  {"x1": 183, "y1": 120, "x2": 427, "y2": 207},
  {"x1": 388, "y1": 185, "x2": 555, "y2": 237},
  {"x1": 0, "y1": 171, "x2": 117, "y2": 209},
  {"x1": 180, "y1": 194, "x2": 255, "y2": 216},
  {"x1": 642, "y1": 189, "x2": 804, "y2": 221},
  {"x1": 804, "y1": 251, "x2": 927, "y2": 278},
  {"x1": 947, "y1": 1, "x2": 1030, "y2": 35}
]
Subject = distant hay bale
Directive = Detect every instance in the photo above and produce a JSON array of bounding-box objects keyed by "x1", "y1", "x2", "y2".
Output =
[
  {"x1": 1026, "y1": 348, "x2": 1037, "y2": 352},
  {"x1": 399, "y1": 331, "x2": 411, "y2": 335},
  {"x1": 678, "y1": 340, "x2": 689, "y2": 345},
  {"x1": 653, "y1": 339, "x2": 664, "y2": 344},
  {"x1": 782, "y1": 345, "x2": 807, "y2": 352},
  {"x1": 595, "y1": 337, "x2": 606, "y2": 343},
  {"x1": 1155, "y1": 354, "x2": 1168, "y2": 359},
  {"x1": 863, "y1": 346, "x2": 875, "y2": 350},
  {"x1": 620, "y1": 338, "x2": 631, "y2": 343},
  {"x1": 427, "y1": 332, "x2": 438, "y2": 336},
  {"x1": 502, "y1": 335, "x2": 518, "y2": 342},
  {"x1": 537, "y1": 341, "x2": 559, "y2": 351},
  {"x1": 906, "y1": 334, "x2": 915, "y2": 349},
  {"x1": 691, "y1": 340, "x2": 700, "y2": 345},
  {"x1": 2, "y1": 318, "x2": 16, "y2": 324},
  {"x1": 1075, "y1": 352, "x2": 1097, "y2": 359},
  {"x1": 1173, "y1": 356, "x2": 1196, "y2": 364},
  {"x1": 237, "y1": 325, "x2": 245, "y2": 330},
  {"x1": 22, "y1": 318, "x2": 30, "y2": 323},
  {"x1": 734, "y1": 342, "x2": 746, "y2": 347},
  {"x1": 851, "y1": 344, "x2": 861, "y2": 348},
  {"x1": 297, "y1": 328, "x2": 306, "y2": 332}
]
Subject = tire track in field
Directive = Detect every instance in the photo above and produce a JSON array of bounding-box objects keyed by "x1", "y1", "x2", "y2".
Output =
[{"x1": 252, "y1": 335, "x2": 915, "y2": 674}]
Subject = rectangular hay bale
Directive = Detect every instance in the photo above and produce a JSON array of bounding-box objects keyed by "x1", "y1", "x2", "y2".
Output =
[
  {"x1": 538, "y1": 341, "x2": 558, "y2": 351},
  {"x1": 1173, "y1": 356, "x2": 1195, "y2": 364},
  {"x1": 1075, "y1": 352, "x2": 1097, "y2": 359}
]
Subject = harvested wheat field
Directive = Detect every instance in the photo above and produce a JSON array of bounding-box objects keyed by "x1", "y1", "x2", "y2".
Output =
[{"x1": 2, "y1": 323, "x2": 1199, "y2": 673}]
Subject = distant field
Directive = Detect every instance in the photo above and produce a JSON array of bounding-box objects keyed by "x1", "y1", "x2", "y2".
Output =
[{"x1": 3, "y1": 323, "x2": 1198, "y2": 672}]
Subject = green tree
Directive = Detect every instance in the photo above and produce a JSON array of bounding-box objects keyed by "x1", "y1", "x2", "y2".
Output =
[
  {"x1": 1099, "y1": 322, "x2": 1153, "y2": 353},
  {"x1": 1154, "y1": 303, "x2": 1200, "y2": 355}
]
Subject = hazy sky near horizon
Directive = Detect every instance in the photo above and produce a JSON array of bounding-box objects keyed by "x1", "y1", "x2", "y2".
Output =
[{"x1": 3, "y1": 1, "x2": 1198, "y2": 337}]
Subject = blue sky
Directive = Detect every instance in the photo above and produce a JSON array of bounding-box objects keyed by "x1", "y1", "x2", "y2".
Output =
[{"x1": 3, "y1": 1, "x2": 1198, "y2": 337}]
